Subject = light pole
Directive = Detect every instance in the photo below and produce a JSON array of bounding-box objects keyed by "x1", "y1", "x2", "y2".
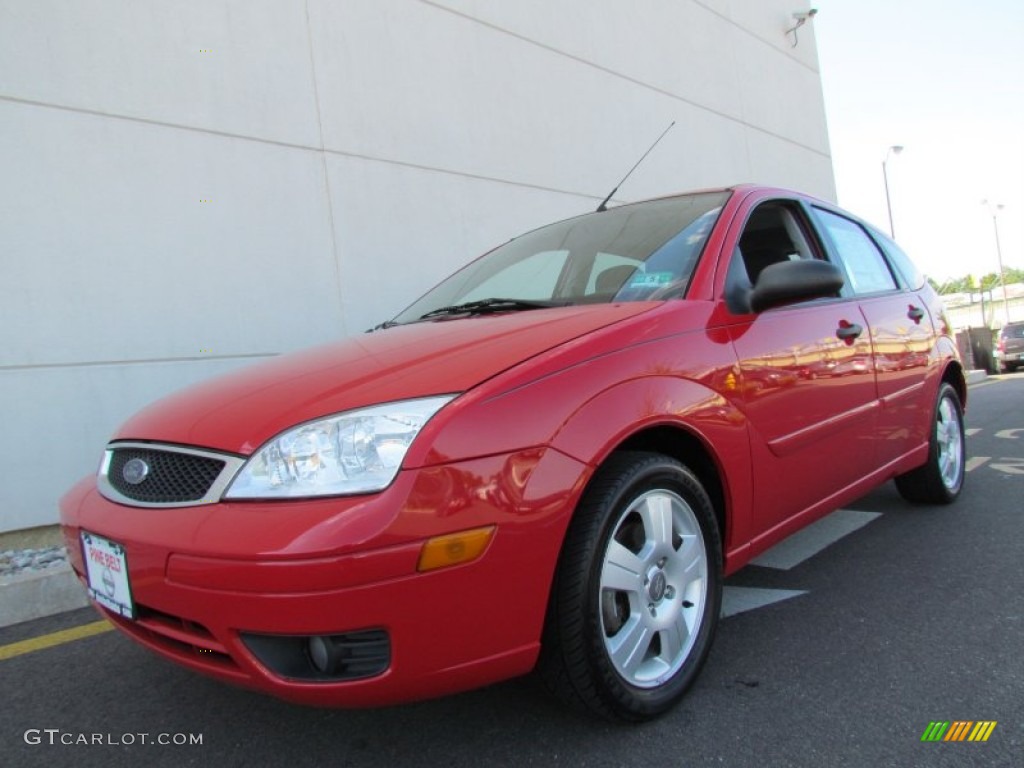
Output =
[
  {"x1": 981, "y1": 200, "x2": 1009, "y2": 324},
  {"x1": 882, "y1": 145, "x2": 904, "y2": 238}
]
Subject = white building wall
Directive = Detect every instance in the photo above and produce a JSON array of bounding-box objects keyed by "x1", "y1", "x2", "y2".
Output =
[{"x1": 0, "y1": 0, "x2": 832, "y2": 533}]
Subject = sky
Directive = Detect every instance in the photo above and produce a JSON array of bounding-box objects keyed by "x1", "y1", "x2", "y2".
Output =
[{"x1": 810, "y1": 0, "x2": 1023, "y2": 284}]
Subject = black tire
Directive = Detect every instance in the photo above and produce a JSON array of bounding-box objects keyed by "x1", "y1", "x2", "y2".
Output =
[
  {"x1": 538, "y1": 451, "x2": 722, "y2": 721},
  {"x1": 895, "y1": 382, "x2": 966, "y2": 504}
]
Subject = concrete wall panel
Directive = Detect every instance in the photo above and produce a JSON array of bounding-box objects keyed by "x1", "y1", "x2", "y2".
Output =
[
  {"x1": 0, "y1": 0, "x2": 320, "y2": 146},
  {"x1": 1, "y1": 0, "x2": 832, "y2": 532},
  {"x1": 1, "y1": 100, "x2": 343, "y2": 367}
]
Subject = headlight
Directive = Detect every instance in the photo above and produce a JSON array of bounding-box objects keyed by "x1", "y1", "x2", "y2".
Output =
[{"x1": 224, "y1": 395, "x2": 455, "y2": 499}]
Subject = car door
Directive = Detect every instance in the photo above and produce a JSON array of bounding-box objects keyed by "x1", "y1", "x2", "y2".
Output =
[
  {"x1": 809, "y1": 206, "x2": 937, "y2": 466},
  {"x1": 721, "y1": 196, "x2": 878, "y2": 539}
]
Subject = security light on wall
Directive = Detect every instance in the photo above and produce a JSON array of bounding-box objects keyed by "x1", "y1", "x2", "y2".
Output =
[{"x1": 787, "y1": 8, "x2": 818, "y2": 47}]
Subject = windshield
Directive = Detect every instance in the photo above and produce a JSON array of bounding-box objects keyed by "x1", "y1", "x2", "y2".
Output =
[{"x1": 391, "y1": 191, "x2": 728, "y2": 324}]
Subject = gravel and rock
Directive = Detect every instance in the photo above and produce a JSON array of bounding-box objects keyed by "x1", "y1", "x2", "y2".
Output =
[{"x1": 0, "y1": 546, "x2": 70, "y2": 578}]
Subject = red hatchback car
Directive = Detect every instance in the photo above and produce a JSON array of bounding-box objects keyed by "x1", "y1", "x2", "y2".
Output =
[{"x1": 60, "y1": 185, "x2": 966, "y2": 721}]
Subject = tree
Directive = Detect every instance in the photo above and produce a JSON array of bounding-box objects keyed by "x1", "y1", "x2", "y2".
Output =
[
  {"x1": 980, "y1": 273, "x2": 1000, "y2": 291},
  {"x1": 932, "y1": 267, "x2": 1022, "y2": 295},
  {"x1": 934, "y1": 275, "x2": 976, "y2": 294}
]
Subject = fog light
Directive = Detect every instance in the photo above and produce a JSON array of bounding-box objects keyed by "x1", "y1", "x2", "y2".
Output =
[
  {"x1": 307, "y1": 635, "x2": 339, "y2": 674},
  {"x1": 242, "y1": 630, "x2": 390, "y2": 681},
  {"x1": 417, "y1": 526, "x2": 496, "y2": 572}
]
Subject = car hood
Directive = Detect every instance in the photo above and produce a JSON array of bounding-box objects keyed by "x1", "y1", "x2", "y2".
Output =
[{"x1": 114, "y1": 304, "x2": 656, "y2": 454}]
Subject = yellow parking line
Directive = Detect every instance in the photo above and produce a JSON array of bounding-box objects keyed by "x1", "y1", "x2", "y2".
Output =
[{"x1": 0, "y1": 620, "x2": 113, "y2": 661}]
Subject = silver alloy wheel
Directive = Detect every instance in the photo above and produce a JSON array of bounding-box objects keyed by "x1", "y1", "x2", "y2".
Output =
[
  {"x1": 599, "y1": 489, "x2": 708, "y2": 688},
  {"x1": 936, "y1": 393, "x2": 963, "y2": 490}
]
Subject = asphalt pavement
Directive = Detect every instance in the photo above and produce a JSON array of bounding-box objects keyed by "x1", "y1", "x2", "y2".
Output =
[{"x1": 1, "y1": 373, "x2": 1021, "y2": 768}]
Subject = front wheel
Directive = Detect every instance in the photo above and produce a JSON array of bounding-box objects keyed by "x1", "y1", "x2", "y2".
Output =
[
  {"x1": 895, "y1": 382, "x2": 966, "y2": 504},
  {"x1": 538, "y1": 452, "x2": 722, "y2": 721}
]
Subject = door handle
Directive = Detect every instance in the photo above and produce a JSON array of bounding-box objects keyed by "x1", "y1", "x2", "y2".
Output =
[
  {"x1": 836, "y1": 320, "x2": 863, "y2": 344},
  {"x1": 907, "y1": 305, "x2": 925, "y2": 323}
]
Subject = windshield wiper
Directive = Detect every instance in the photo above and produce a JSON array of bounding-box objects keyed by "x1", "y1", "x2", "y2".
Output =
[{"x1": 418, "y1": 298, "x2": 566, "y2": 321}]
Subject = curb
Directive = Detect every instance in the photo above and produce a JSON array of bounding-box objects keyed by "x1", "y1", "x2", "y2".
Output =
[
  {"x1": 966, "y1": 369, "x2": 988, "y2": 386},
  {"x1": 0, "y1": 564, "x2": 89, "y2": 628}
]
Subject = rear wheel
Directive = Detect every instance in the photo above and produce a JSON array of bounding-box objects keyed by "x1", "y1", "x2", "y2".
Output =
[
  {"x1": 539, "y1": 452, "x2": 722, "y2": 721},
  {"x1": 895, "y1": 382, "x2": 965, "y2": 504}
]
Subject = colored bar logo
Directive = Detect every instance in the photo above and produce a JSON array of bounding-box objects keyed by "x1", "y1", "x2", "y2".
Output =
[{"x1": 921, "y1": 721, "x2": 997, "y2": 742}]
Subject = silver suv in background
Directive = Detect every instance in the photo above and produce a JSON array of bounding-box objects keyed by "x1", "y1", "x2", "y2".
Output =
[{"x1": 995, "y1": 322, "x2": 1024, "y2": 373}]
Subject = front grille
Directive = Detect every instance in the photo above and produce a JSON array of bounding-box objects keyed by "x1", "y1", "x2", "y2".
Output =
[
  {"x1": 98, "y1": 442, "x2": 244, "y2": 508},
  {"x1": 107, "y1": 447, "x2": 224, "y2": 503}
]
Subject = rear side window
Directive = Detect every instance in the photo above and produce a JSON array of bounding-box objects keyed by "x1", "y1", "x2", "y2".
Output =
[
  {"x1": 874, "y1": 234, "x2": 926, "y2": 290},
  {"x1": 814, "y1": 208, "x2": 898, "y2": 295}
]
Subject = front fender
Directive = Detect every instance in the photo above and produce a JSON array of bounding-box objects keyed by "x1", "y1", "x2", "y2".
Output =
[
  {"x1": 548, "y1": 376, "x2": 740, "y2": 463},
  {"x1": 549, "y1": 375, "x2": 753, "y2": 554}
]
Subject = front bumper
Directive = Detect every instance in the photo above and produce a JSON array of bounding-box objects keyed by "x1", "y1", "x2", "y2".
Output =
[{"x1": 60, "y1": 447, "x2": 589, "y2": 706}]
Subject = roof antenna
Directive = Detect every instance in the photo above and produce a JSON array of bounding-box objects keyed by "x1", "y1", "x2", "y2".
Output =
[{"x1": 596, "y1": 121, "x2": 675, "y2": 212}]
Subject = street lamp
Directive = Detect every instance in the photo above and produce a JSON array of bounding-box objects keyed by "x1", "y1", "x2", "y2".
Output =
[
  {"x1": 982, "y1": 200, "x2": 1009, "y2": 324},
  {"x1": 882, "y1": 145, "x2": 904, "y2": 238}
]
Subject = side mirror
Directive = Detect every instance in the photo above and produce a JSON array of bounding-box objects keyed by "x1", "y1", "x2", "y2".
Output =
[{"x1": 748, "y1": 260, "x2": 844, "y2": 313}]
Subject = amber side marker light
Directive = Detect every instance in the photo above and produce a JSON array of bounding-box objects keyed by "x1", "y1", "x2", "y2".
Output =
[{"x1": 417, "y1": 526, "x2": 496, "y2": 572}]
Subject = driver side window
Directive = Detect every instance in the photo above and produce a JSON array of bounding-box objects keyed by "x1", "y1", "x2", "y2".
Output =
[{"x1": 737, "y1": 203, "x2": 817, "y2": 286}]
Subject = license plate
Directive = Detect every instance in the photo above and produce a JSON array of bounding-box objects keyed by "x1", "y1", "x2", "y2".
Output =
[{"x1": 80, "y1": 531, "x2": 135, "y2": 619}]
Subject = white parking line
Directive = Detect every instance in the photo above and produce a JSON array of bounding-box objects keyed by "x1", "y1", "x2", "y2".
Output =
[
  {"x1": 990, "y1": 458, "x2": 1024, "y2": 475},
  {"x1": 721, "y1": 587, "x2": 808, "y2": 618},
  {"x1": 965, "y1": 456, "x2": 991, "y2": 472},
  {"x1": 749, "y1": 509, "x2": 882, "y2": 571},
  {"x1": 965, "y1": 428, "x2": 981, "y2": 436}
]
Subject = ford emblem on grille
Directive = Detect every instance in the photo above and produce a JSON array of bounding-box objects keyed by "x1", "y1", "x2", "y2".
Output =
[{"x1": 122, "y1": 458, "x2": 150, "y2": 485}]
